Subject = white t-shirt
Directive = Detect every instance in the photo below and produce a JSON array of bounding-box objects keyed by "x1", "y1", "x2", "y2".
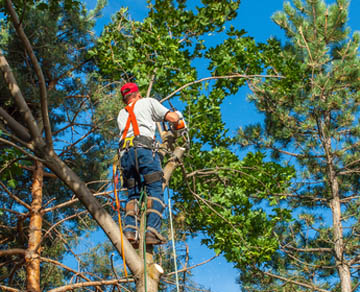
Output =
[{"x1": 117, "y1": 97, "x2": 170, "y2": 139}]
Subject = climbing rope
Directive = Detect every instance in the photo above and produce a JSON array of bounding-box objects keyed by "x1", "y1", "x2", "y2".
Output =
[
  {"x1": 112, "y1": 160, "x2": 128, "y2": 277},
  {"x1": 167, "y1": 187, "x2": 180, "y2": 292}
]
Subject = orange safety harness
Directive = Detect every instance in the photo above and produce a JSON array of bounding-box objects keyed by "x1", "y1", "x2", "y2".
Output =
[
  {"x1": 111, "y1": 101, "x2": 141, "y2": 275},
  {"x1": 121, "y1": 100, "x2": 140, "y2": 140}
]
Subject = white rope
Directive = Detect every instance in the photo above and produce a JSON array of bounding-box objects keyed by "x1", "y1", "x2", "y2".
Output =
[{"x1": 167, "y1": 187, "x2": 180, "y2": 292}]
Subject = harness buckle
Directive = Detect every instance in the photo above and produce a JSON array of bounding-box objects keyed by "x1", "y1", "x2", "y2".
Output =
[{"x1": 122, "y1": 136, "x2": 135, "y2": 149}]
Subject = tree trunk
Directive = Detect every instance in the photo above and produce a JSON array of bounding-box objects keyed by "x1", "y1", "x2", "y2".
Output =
[
  {"x1": 330, "y1": 182, "x2": 352, "y2": 292},
  {"x1": 136, "y1": 262, "x2": 163, "y2": 292},
  {"x1": 327, "y1": 149, "x2": 352, "y2": 292},
  {"x1": 26, "y1": 160, "x2": 43, "y2": 292},
  {"x1": 137, "y1": 209, "x2": 164, "y2": 292}
]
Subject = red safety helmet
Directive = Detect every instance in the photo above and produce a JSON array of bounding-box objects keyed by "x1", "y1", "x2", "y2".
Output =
[{"x1": 120, "y1": 82, "x2": 139, "y2": 98}]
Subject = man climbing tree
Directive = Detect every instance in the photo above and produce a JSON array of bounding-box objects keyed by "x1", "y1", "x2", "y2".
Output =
[{"x1": 118, "y1": 82, "x2": 182, "y2": 247}]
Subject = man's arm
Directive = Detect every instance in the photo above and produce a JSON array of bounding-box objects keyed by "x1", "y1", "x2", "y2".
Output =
[{"x1": 164, "y1": 111, "x2": 180, "y2": 123}]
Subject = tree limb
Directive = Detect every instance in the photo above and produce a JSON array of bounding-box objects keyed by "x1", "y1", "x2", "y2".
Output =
[
  {"x1": 0, "y1": 50, "x2": 43, "y2": 145},
  {"x1": 0, "y1": 248, "x2": 26, "y2": 257},
  {"x1": 261, "y1": 270, "x2": 331, "y2": 292},
  {"x1": 0, "y1": 137, "x2": 44, "y2": 162},
  {"x1": 0, "y1": 181, "x2": 31, "y2": 210},
  {"x1": 161, "y1": 74, "x2": 283, "y2": 103},
  {"x1": 47, "y1": 279, "x2": 134, "y2": 292},
  {"x1": 0, "y1": 107, "x2": 31, "y2": 141},
  {"x1": 0, "y1": 285, "x2": 21, "y2": 292}
]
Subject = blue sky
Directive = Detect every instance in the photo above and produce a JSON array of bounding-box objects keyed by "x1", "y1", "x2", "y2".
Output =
[{"x1": 82, "y1": 1, "x2": 360, "y2": 291}]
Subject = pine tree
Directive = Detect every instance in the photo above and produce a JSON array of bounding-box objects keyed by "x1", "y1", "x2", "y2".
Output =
[
  {"x1": 236, "y1": 0, "x2": 360, "y2": 290},
  {"x1": 0, "y1": 0, "x2": 111, "y2": 290}
]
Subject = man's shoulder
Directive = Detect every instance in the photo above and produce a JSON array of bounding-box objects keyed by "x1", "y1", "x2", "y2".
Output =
[
  {"x1": 139, "y1": 97, "x2": 160, "y2": 104},
  {"x1": 118, "y1": 107, "x2": 128, "y2": 118}
]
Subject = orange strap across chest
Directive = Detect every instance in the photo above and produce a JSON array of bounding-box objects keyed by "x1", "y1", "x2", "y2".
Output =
[{"x1": 121, "y1": 100, "x2": 140, "y2": 140}]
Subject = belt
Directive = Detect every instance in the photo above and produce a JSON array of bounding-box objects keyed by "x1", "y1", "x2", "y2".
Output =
[{"x1": 119, "y1": 135, "x2": 154, "y2": 150}]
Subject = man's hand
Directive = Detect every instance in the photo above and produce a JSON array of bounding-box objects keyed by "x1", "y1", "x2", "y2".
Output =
[{"x1": 173, "y1": 111, "x2": 185, "y2": 130}]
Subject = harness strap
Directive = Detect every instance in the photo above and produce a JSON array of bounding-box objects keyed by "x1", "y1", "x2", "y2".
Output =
[
  {"x1": 146, "y1": 226, "x2": 167, "y2": 242},
  {"x1": 125, "y1": 199, "x2": 139, "y2": 217},
  {"x1": 146, "y1": 209, "x2": 163, "y2": 218},
  {"x1": 147, "y1": 196, "x2": 166, "y2": 209},
  {"x1": 143, "y1": 171, "x2": 164, "y2": 185},
  {"x1": 124, "y1": 224, "x2": 139, "y2": 230},
  {"x1": 124, "y1": 177, "x2": 136, "y2": 189},
  {"x1": 121, "y1": 100, "x2": 140, "y2": 140}
]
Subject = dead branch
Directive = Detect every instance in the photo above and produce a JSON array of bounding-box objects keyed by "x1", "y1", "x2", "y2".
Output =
[
  {"x1": 165, "y1": 255, "x2": 218, "y2": 276},
  {"x1": 40, "y1": 256, "x2": 94, "y2": 283},
  {"x1": 47, "y1": 279, "x2": 134, "y2": 292}
]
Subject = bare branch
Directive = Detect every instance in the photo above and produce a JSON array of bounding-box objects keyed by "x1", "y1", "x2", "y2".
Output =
[
  {"x1": 47, "y1": 279, "x2": 134, "y2": 292},
  {"x1": 0, "y1": 137, "x2": 44, "y2": 162},
  {"x1": 165, "y1": 255, "x2": 218, "y2": 276},
  {"x1": 19, "y1": 164, "x2": 57, "y2": 178},
  {"x1": 161, "y1": 74, "x2": 283, "y2": 103},
  {"x1": 261, "y1": 270, "x2": 331, "y2": 292},
  {"x1": 0, "y1": 107, "x2": 31, "y2": 141},
  {"x1": 42, "y1": 191, "x2": 113, "y2": 213},
  {"x1": 0, "y1": 248, "x2": 26, "y2": 257},
  {"x1": 0, "y1": 285, "x2": 21, "y2": 292},
  {"x1": 0, "y1": 181, "x2": 31, "y2": 210},
  {"x1": 40, "y1": 257, "x2": 94, "y2": 283},
  {"x1": 284, "y1": 245, "x2": 332, "y2": 253},
  {"x1": 0, "y1": 50, "x2": 42, "y2": 142}
]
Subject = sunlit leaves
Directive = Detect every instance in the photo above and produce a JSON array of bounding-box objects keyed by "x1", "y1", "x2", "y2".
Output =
[{"x1": 172, "y1": 148, "x2": 295, "y2": 267}]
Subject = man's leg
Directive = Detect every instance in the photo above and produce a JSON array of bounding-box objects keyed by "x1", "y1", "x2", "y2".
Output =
[
  {"x1": 121, "y1": 148, "x2": 141, "y2": 248},
  {"x1": 137, "y1": 148, "x2": 167, "y2": 245},
  {"x1": 144, "y1": 179, "x2": 166, "y2": 245}
]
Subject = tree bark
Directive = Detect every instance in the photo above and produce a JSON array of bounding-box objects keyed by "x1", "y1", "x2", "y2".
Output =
[
  {"x1": 26, "y1": 160, "x2": 44, "y2": 292},
  {"x1": 330, "y1": 180, "x2": 352, "y2": 292},
  {"x1": 325, "y1": 133, "x2": 352, "y2": 292}
]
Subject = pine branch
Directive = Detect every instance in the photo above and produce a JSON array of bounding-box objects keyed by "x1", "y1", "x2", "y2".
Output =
[
  {"x1": 260, "y1": 269, "x2": 331, "y2": 292},
  {"x1": 5, "y1": 0, "x2": 52, "y2": 146}
]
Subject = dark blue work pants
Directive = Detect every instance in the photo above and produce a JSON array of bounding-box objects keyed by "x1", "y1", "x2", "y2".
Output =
[{"x1": 120, "y1": 147, "x2": 164, "y2": 233}]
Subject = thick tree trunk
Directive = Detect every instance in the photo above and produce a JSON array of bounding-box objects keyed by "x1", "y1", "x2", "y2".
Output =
[
  {"x1": 26, "y1": 160, "x2": 43, "y2": 292},
  {"x1": 137, "y1": 262, "x2": 163, "y2": 292}
]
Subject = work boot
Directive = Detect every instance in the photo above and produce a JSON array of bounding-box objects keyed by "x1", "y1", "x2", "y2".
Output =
[
  {"x1": 145, "y1": 231, "x2": 167, "y2": 245},
  {"x1": 124, "y1": 231, "x2": 139, "y2": 249}
]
